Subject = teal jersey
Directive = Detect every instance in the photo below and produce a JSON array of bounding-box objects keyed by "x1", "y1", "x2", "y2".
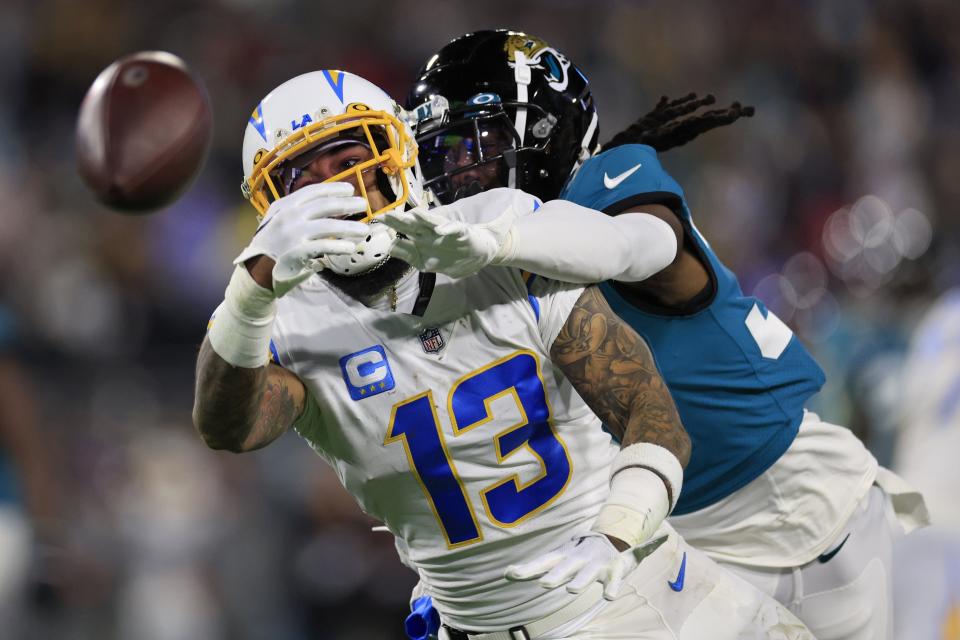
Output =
[{"x1": 561, "y1": 145, "x2": 825, "y2": 514}]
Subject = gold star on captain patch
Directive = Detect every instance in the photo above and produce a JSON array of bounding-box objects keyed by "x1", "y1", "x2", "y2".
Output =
[
  {"x1": 380, "y1": 381, "x2": 386, "y2": 389},
  {"x1": 359, "y1": 388, "x2": 366, "y2": 396},
  {"x1": 369, "y1": 385, "x2": 376, "y2": 392}
]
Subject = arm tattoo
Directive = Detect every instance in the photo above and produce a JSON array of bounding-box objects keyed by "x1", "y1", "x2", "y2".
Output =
[
  {"x1": 250, "y1": 375, "x2": 300, "y2": 450},
  {"x1": 193, "y1": 336, "x2": 301, "y2": 452},
  {"x1": 551, "y1": 286, "x2": 691, "y2": 466}
]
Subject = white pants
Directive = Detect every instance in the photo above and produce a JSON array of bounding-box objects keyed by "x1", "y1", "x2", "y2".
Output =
[
  {"x1": 542, "y1": 525, "x2": 813, "y2": 639},
  {"x1": 669, "y1": 414, "x2": 928, "y2": 640},
  {"x1": 722, "y1": 485, "x2": 900, "y2": 640}
]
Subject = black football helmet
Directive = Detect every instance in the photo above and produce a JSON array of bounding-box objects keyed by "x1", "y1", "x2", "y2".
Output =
[{"x1": 406, "y1": 30, "x2": 599, "y2": 204}]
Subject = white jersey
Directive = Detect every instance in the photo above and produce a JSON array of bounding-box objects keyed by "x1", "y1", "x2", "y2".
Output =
[{"x1": 268, "y1": 192, "x2": 619, "y2": 631}]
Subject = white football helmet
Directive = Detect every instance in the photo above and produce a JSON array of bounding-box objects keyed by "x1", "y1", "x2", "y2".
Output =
[{"x1": 241, "y1": 70, "x2": 427, "y2": 276}]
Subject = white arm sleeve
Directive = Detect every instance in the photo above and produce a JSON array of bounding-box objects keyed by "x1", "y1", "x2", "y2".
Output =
[{"x1": 497, "y1": 199, "x2": 678, "y2": 283}]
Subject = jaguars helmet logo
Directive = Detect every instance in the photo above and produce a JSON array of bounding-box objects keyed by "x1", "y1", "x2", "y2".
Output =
[{"x1": 503, "y1": 34, "x2": 571, "y2": 92}]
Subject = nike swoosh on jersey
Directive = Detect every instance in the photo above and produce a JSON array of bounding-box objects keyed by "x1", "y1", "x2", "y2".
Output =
[
  {"x1": 668, "y1": 551, "x2": 686, "y2": 592},
  {"x1": 817, "y1": 533, "x2": 850, "y2": 564},
  {"x1": 603, "y1": 163, "x2": 643, "y2": 189}
]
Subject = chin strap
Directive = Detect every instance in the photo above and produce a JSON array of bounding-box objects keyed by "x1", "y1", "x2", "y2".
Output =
[
  {"x1": 509, "y1": 51, "x2": 532, "y2": 190},
  {"x1": 320, "y1": 222, "x2": 397, "y2": 276},
  {"x1": 568, "y1": 110, "x2": 599, "y2": 184}
]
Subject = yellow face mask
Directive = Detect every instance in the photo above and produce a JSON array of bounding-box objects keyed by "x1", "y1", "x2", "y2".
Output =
[{"x1": 242, "y1": 105, "x2": 418, "y2": 222}]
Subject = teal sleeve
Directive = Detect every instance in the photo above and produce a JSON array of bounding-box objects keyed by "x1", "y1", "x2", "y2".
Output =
[{"x1": 561, "y1": 144, "x2": 685, "y2": 214}]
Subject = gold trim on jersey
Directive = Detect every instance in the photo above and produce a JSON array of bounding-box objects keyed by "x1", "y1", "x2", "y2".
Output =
[
  {"x1": 385, "y1": 350, "x2": 573, "y2": 546},
  {"x1": 450, "y1": 350, "x2": 574, "y2": 530},
  {"x1": 385, "y1": 390, "x2": 483, "y2": 549}
]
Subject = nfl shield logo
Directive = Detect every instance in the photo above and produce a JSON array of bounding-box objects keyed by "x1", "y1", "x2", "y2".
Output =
[{"x1": 418, "y1": 327, "x2": 445, "y2": 354}]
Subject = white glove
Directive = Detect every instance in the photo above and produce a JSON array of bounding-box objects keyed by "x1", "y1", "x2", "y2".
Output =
[
  {"x1": 505, "y1": 533, "x2": 668, "y2": 600},
  {"x1": 234, "y1": 182, "x2": 371, "y2": 297},
  {"x1": 381, "y1": 204, "x2": 517, "y2": 279}
]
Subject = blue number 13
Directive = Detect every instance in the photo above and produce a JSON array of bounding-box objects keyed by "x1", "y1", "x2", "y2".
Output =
[{"x1": 385, "y1": 351, "x2": 571, "y2": 548}]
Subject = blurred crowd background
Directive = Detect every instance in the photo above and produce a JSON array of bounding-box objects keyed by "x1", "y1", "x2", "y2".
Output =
[{"x1": 0, "y1": 0, "x2": 958, "y2": 638}]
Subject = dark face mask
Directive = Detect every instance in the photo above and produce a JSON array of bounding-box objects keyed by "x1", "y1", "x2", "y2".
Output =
[{"x1": 416, "y1": 112, "x2": 520, "y2": 204}]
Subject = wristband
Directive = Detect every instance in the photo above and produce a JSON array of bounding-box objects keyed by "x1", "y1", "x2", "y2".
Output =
[
  {"x1": 590, "y1": 443, "x2": 684, "y2": 547},
  {"x1": 591, "y1": 467, "x2": 670, "y2": 547},
  {"x1": 207, "y1": 265, "x2": 278, "y2": 368},
  {"x1": 610, "y1": 442, "x2": 684, "y2": 511}
]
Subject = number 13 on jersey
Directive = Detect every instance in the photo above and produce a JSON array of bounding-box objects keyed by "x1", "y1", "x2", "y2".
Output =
[{"x1": 384, "y1": 351, "x2": 572, "y2": 548}]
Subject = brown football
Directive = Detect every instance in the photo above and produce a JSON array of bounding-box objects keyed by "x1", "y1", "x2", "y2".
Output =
[{"x1": 76, "y1": 51, "x2": 213, "y2": 213}]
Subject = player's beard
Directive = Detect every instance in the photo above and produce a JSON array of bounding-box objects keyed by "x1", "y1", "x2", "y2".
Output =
[{"x1": 319, "y1": 257, "x2": 413, "y2": 305}]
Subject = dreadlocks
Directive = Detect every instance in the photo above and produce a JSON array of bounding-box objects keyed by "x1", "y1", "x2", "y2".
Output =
[{"x1": 600, "y1": 93, "x2": 755, "y2": 154}]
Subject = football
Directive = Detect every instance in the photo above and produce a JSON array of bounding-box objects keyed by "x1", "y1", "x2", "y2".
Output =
[{"x1": 75, "y1": 51, "x2": 213, "y2": 213}]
